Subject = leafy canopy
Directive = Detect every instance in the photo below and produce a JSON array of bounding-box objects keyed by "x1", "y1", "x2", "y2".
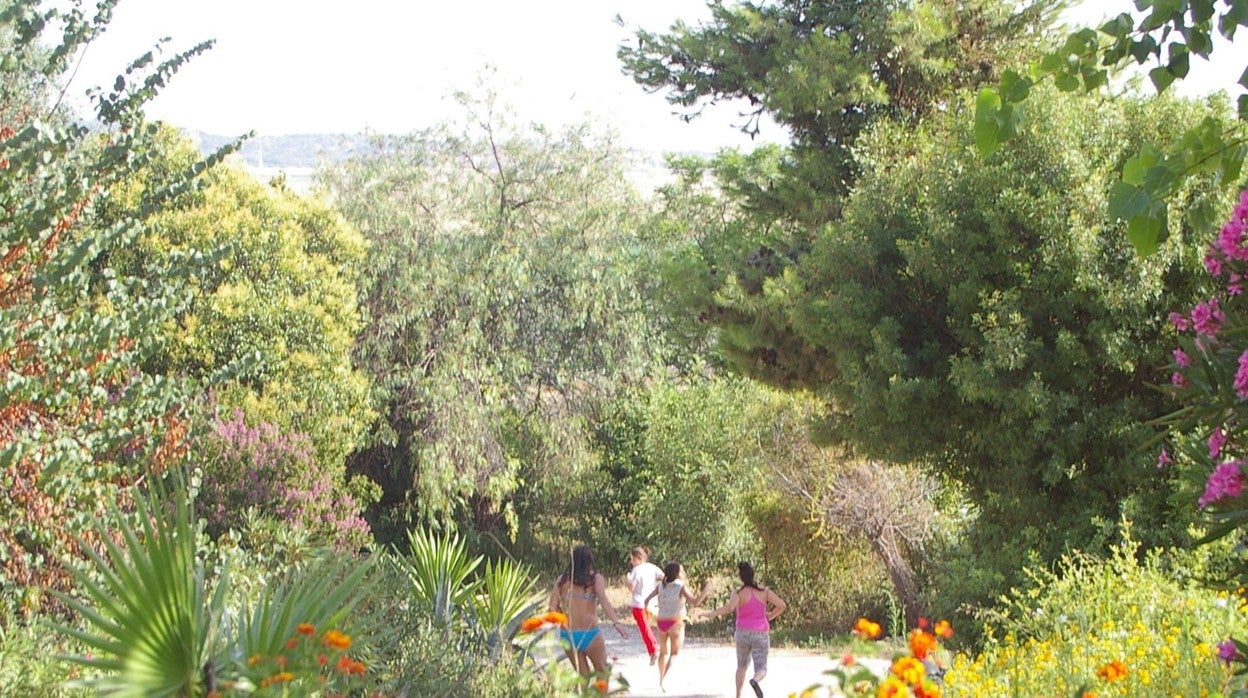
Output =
[{"x1": 975, "y1": 0, "x2": 1248, "y2": 255}]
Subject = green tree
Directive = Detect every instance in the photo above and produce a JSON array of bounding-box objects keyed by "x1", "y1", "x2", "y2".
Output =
[
  {"x1": 620, "y1": 0, "x2": 1073, "y2": 426},
  {"x1": 657, "y1": 87, "x2": 1233, "y2": 604},
  {"x1": 975, "y1": 0, "x2": 1248, "y2": 254},
  {"x1": 103, "y1": 126, "x2": 374, "y2": 477},
  {"x1": 318, "y1": 92, "x2": 659, "y2": 540},
  {"x1": 620, "y1": 0, "x2": 1065, "y2": 226},
  {"x1": 0, "y1": 0, "x2": 231, "y2": 617}
]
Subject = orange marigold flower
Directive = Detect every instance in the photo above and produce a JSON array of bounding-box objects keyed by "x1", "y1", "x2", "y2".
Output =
[
  {"x1": 285, "y1": 637, "x2": 299, "y2": 650},
  {"x1": 876, "y1": 676, "x2": 908, "y2": 698},
  {"x1": 1082, "y1": 693, "x2": 1097, "y2": 698},
  {"x1": 909, "y1": 629, "x2": 938, "y2": 660},
  {"x1": 918, "y1": 617, "x2": 930, "y2": 629},
  {"x1": 914, "y1": 680, "x2": 942, "y2": 698},
  {"x1": 544, "y1": 611, "x2": 569, "y2": 627},
  {"x1": 594, "y1": 678, "x2": 609, "y2": 693},
  {"x1": 259, "y1": 671, "x2": 294, "y2": 689},
  {"x1": 297, "y1": 622, "x2": 316, "y2": 636},
  {"x1": 274, "y1": 655, "x2": 288, "y2": 668},
  {"x1": 519, "y1": 616, "x2": 546, "y2": 633},
  {"x1": 854, "y1": 617, "x2": 882, "y2": 639},
  {"x1": 891, "y1": 656, "x2": 926, "y2": 685},
  {"x1": 934, "y1": 620, "x2": 953, "y2": 639},
  {"x1": 841, "y1": 652, "x2": 856, "y2": 665},
  {"x1": 318, "y1": 653, "x2": 329, "y2": 666},
  {"x1": 323, "y1": 629, "x2": 352, "y2": 650},
  {"x1": 1096, "y1": 659, "x2": 1127, "y2": 682}
]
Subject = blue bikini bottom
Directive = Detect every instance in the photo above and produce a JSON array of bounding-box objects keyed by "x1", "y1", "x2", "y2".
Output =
[{"x1": 560, "y1": 626, "x2": 602, "y2": 652}]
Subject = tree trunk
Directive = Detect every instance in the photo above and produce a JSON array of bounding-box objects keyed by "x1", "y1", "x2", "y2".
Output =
[{"x1": 871, "y1": 529, "x2": 922, "y2": 631}]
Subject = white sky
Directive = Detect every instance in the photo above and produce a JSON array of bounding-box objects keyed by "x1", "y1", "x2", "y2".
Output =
[{"x1": 65, "y1": 0, "x2": 1248, "y2": 155}]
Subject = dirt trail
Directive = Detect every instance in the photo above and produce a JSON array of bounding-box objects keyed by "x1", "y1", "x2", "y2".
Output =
[{"x1": 600, "y1": 629, "x2": 888, "y2": 698}]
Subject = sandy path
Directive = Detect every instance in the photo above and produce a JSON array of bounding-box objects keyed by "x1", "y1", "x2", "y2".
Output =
[{"x1": 599, "y1": 629, "x2": 888, "y2": 698}]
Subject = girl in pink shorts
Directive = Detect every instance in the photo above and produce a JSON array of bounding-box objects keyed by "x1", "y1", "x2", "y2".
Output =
[{"x1": 644, "y1": 561, "x2": 712, "y2": 691}]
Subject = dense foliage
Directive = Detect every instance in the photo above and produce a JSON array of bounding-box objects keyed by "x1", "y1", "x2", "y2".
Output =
[
  {"x1": 318, "y1": 94, "x2": 663, "y2": 542},
  {"x1": 620, "y1": 0, "x2": 1065, "y2": 226},
  {"x1": 976, "y1": 0, "x2": 1248, "y2": 255},
  {"x1": 653, "y1": 84, "x2": 1237, "y2": 609},
  {"x1": 0, "y1": 0, "x2": 231, "y2": 618}
]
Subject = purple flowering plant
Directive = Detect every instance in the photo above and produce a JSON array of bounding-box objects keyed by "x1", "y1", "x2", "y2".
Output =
[
  {"x1": 196, "y1": 408, "x2": 371, "y2": 550},
  {"x1": 1162, "y1": 190, "x2": 1248, "y2": 684}
]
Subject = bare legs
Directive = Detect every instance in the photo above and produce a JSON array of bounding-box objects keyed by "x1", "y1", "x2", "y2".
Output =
[
  {"x1": 656, "y1": 621, "x2": 685, "y2": 690},
  {"x1": 561, "y1": 633, "x2": 610, "y2": 687}
]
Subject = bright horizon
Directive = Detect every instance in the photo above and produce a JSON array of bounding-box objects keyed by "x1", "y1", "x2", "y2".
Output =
[{"x1": 66, "y1": 0, "x2": 1248, "y2": 156}]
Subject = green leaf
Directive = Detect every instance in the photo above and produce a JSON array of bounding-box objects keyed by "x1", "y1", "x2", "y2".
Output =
[
  {"x1": 1191, "y1": 0, "x2": 1216, "y2": 24},
  {"x1": 1039, "y1": 52, "x2": 1067, "y2": 73},
  {"x1": 1150, "y1": 65, "x2": 1177, "y2": 92},
  {"x1": 1122, "y1": 146, "x2": 1162, "y2": 185},
  {"x1": 1167, "y1": 42, "x2": 1191, "y2": 78},
  {"x1": 1130, "y1": 35, "x2": 1160, "y2": 63},
  {"x1": 1055, "y1": 71, "x2": 1081, "y2": 91},
  {"x1": 1227, "y1": 1, "x2": 1248, "y2": 30},
  {"x1": 974, "y1": 88, "x2": 1004, "y2": 157},
  {"x1": 999, "y1": 70, "x2": 1032, "y2": 102},
  {"x1": 1188, "y1": 28, "x2": 1213, "y2": 58},
  {"x1": 1218, "y1": 143, "x2": 1247, "y2": 184},
  {"x1": 1127, "y1": 214, "x2": 1163, "y2": 256},
  {"x1": 1238, "y1": 93, "x2": 1248, "y2": 120},
  {"x1": 1081, "y1": 66, "x2": 1108, "y2": 90},
  {"x1": 1142, "y1": 162, "x2": 1177, "y2": 195},
  {"x1": 1108, "y1": 180, "x2": 1150, "y2": 220},
  {"x1": 1099, "y1": 12, "x2": 1135, "y2": 38}
]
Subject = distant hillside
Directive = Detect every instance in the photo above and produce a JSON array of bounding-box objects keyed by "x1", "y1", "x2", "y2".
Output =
[
  {"x1": 187, "y1": 131, "x2": 682, "y2": 194},
  {"x1": 190, "y1": 132, "x2": 376, "y2": 169}
]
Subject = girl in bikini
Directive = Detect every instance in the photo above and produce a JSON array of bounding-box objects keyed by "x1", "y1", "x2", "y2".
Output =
[
  {"x1": 548, "y1": 544, "x2": 629, "y2": 679},
  {"x1": 643, "y1": 560, "x2": 712, "y2": 691}
]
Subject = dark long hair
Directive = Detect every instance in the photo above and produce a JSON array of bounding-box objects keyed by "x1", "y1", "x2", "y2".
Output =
[
  {"x1": 738, "y1": 561, "x2": 764, "y2": 591},
  {"x1": 561, "y1": 544, "x2": 599, "y2": 589},
  {"x1": 662, "y1": 561, "x2": 681, "y2": 587}
]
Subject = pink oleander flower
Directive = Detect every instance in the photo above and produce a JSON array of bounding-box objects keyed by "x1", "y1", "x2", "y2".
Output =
[
  {"x1": 1199, "y1": 460, "x2": 1246, "y2": 508},
  {"x1": 1172, "y1": 371, "x2": 1188, "y2": 388},
  {"x1": 1157, "y1": 448, "x2": 1171, "y2": 469},
  {"x1": 1170, "y1": 312, "x2": 1191, "y2": 332},
  {"x1": 1206, "y1": 251, "x2": 1225, "y2": 277},
  {"x1": 1220, "y1": 639, "x2": 1240, "y2": 665},
  {"x1": 1193, "y1": 299, "x2": 1225, "y2": 337},
  {"x1": 1217, "y1": 218, "x2": 1248, "y2": 261},
  {"x1": 1232, "y1": 273, "x2": 1245, "y2": 296},
  {"x1": 1173, "y1": 348, "x2": 1191, "y2": 368},
  {"x1": 1210, "y1": 428, "x2": 1228, "y2": 458},
  {"x1": 1237, "y1": 350, "x2": 1248, "y2": 399}
]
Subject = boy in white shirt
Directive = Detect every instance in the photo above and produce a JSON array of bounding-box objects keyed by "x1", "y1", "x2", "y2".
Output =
[{"x1": 626, "y1": 545, "x2": 663, "y2": 664}]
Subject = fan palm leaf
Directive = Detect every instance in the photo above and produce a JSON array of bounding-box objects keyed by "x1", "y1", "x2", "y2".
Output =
[{"x1": 48, "y1": 470, "x2": 227, "y2": 697}]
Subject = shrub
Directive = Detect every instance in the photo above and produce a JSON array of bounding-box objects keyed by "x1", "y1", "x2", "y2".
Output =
[
  {"x1": 943, "y1": 539, "x2": 1246, "y2": 696},
  {"x1": 196, "y1": 408, "x2": 371, "y2": 550}
]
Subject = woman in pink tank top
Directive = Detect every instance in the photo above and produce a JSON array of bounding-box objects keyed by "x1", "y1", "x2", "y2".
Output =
[{"x1": 701, "y1": 561, "x2": 787, "y2": 698}]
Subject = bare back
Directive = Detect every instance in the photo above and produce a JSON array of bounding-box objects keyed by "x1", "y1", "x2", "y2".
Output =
[{"x1": 553, "y1": 573, "x2": 607, "y2": 630}]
